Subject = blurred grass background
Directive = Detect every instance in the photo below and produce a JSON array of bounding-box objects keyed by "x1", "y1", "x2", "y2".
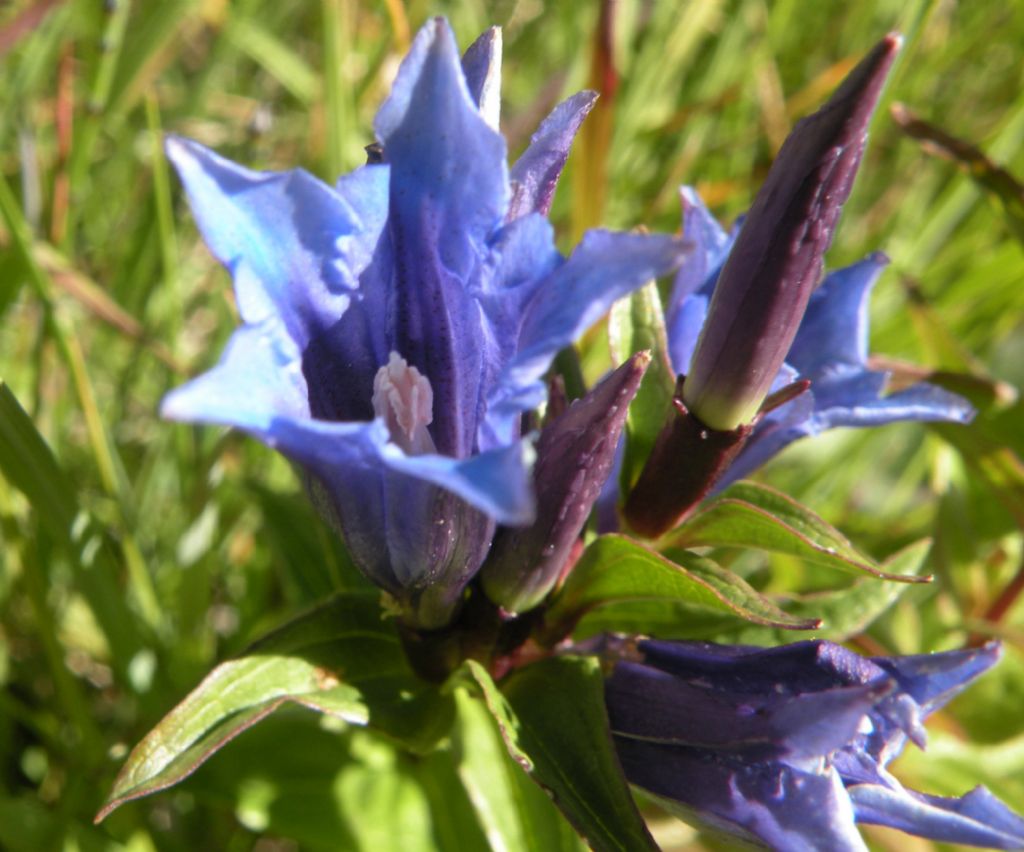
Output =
[{"x1": 0, "y1": 0, "x2": 1022, "y2": 849}]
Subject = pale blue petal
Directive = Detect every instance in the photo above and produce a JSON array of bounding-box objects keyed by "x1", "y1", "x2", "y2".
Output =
[
  {"x1": 373, "y1": 16, "x2": 508, "y2": 273},
  {"x1": 486, "y1": 230, "x2": 686, "y2": 446},
  {"x1": 786, "y1": 254, "x2": 887, "y2": 373},
  {"x1": 849, "y1": 783, "x2": 1024, "y2": 849},
  {"x1": 721, "y1": 373, "x2": 973, "y2": 487},
  {"x1": 262, "y1": 416, "x2": 535, "y2": 528},
  {"x1": 160, "y1": 320, "x2": 308, "y2": 429},
  {"x1": 508, "y1": 91, "x2": 598, "y2": 219},
  {"x1": 164, "y1": 136, "x2": 363, "y2": 344},
  {"x1": 666, "y1": 187, "x2": 737, "y2": 374},
  {"x1": 333, "y1": 163, "x2": 390, "y2": 265},
  {"x1": 474, "y1": 212, "x2": 561, "y2": 451},
  {"x1": 814, "y1": 376, "x2": 974, "y2": 428},
  {"x1": 871, "y1": 641, "x2": 1002, "y2": 715}
]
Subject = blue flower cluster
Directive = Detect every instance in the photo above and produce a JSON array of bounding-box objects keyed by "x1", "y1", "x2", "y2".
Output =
[{"x1": 163, "y1": 17, "x2": 1019, "y2": 851}]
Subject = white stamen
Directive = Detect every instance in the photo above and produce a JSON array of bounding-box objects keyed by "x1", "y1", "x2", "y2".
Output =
[{"x1": 372, "y1": 352, "x2": 436, "y2": 455}]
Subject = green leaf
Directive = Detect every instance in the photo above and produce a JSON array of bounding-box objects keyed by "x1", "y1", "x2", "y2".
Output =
[
  {"x1": 451, "y1": 689, "x2": 585, "y2": 852},
  {"x1": 542, "y1": 534, "x2": 820, "y2": 641},
  {"x1": 608, "y1": 282, "x2": 676, "y2": 490},
  {"x1": 98, "y1": 593, "x2": 452, "y2": 821},
  {"x1": 0, "y1": 381, "x2": 78, "y2": 539},
  {"x1": 715, "y1": 539, "x2": 935, "y2": 645},
  {"x1": 464, "y1": 658, "x2": 655, "y2": 852},
  {"x1": 224, "y1": 16, "x2": 320, "y2": 105},
  {"x1": 674, "y1": 481, "x2": 929, "y2": 582},
  {"x1": 0, "y1": 381, "x2": 142, "y2": 669}
]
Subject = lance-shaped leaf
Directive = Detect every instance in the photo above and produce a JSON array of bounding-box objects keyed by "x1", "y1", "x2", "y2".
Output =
[
  {"x1": 541, "y1": 535, "x2": 819, "y2": 644},
  {"x1": 451, "y1": 688, "x2": 586, "y2": 851},
  {"x1": 565, "y1": 541, "x2": 929, "y2": 642},
  {"x1": 481, "y1": 353, "x2": 650, "y2": 613},
  {"x1": 462, "y1": 657, "x2": 657, "y2": 852},
  {"x1": 97, "y1": 593, "x2": 454, "y2": 822},
  {"x1": 683, "y1": 34, "x2": 902, "y2": 431},
  {"x1": 718, "y1": 539, "x2": 933, "y2": 646},
  {"x1": 672, "y1": 480, "x2": 930, "y2": 583}
]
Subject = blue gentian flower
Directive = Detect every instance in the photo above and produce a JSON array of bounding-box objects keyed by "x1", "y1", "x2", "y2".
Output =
[
  {"x1": 162, "y1": 19, "x2": 685, "y2": 628},
  {"x1": 605, "y1": 638, "x2": 1024, "y2": 850},
  {"x1": 666, "y1": 187, "x2": 973, "y2": 488}
]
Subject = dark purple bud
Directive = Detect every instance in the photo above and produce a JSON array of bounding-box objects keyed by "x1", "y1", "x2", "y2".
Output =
[
  {"x1": 481, "y1": 352, "x2": 650, "y2": 613},
  {"x1": 683, "y1": 34, "x2": 902, "y2": 431}
]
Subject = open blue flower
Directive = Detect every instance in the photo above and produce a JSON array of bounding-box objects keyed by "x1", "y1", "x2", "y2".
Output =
[
  {"x1": 666, "y1": 187, "x2": 973, "y2": 488},
  {"x1": 606, "y1": 638, "x2": 1024, "y2": 850},
  {"x1": 162, "y1": 19, "x2": 685, "y2": 627}
]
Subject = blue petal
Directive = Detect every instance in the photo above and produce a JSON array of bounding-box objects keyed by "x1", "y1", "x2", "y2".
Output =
[
  {"x1": 639, "y1": 639, "x2": 887, "y2": 696},
  {"x1": 665, "y1": 187, "x2": 737, "y2": 374},
  {"x1": 721, "y1": 372, "x2": 973, "y2": 487},
  {"x1": 473, "y1": 212, "x2": 562, "y2": 450},
  {"x1": 162, "y1": 325, "x2": 535, "y2": 528},
  {"x1": 607, "y1": 659, "x2": 886, "y2": 760},
  {"x1": 164, "y1": 136, "x2": 365, "y2": 343},
  {"x1": 507, "y1": 91, "x2": 598, "y2": 220},
  {"x1": 161, "y1": 320, "x2": 308, "y2": 428},
  {"x1": 486, "y1": 229, "x2": 687, "y2": 446},
  {"x1": 849, "y1": 782, "x2": 1024, "y2": 849},
  {"x1": 374, "y1": 17, "x2": 509, "y2": 458},
  {"x1": 786, "y1": 254, "x2": 887, "y2": 374},
  {"x1": 167, "y1": 137, "x2": 397, "y2": 428},
  {"x1": 334, "y1": 163, "x2": 391, "y2": 255},
  {"x1": 814, "y1": 375, "x2": 974, "y2": 428},
  {"x1": 303, "y1": 163, "x2": 395, "y2": 425},
  {"x1": 461, "y1": 27, "x2": 502, "y2": 129},
  {"x1": 616, "y1": 736, "x2": 869, "y2": 852},
  {"x1": 871, "y1": 641, "x2": 1002, "y2": 716}
]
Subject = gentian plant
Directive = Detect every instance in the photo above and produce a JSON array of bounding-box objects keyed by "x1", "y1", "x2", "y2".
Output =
[{"x1": 94, "y1": 20, "x2": 1024, "y2": 852}]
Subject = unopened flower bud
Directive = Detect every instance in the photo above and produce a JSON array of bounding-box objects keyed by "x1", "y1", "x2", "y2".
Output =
[
  {"x1": 481, "y1": 352, "x2": 650, "y2": 613},
  {"x1": 683, "y1": 34, "x2": 902, "y2": 432}
]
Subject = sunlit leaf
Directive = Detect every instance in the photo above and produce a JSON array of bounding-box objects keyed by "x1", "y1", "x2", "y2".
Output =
[
  {"x1": 542, "y1": 534, "x2": 820, "y2": 643},
  {"x1": 451, "y1": 688, "x2": 585, "y2": 852},
  {"x1": 674, "y1": 481, "x2": 929, "y2": 582},
  {"x1": 464, "y1": 658, "x2": 655, "y2": 852},
  {"x1": 98, "y1": 593, "x2": 452, "y2": 821}
]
